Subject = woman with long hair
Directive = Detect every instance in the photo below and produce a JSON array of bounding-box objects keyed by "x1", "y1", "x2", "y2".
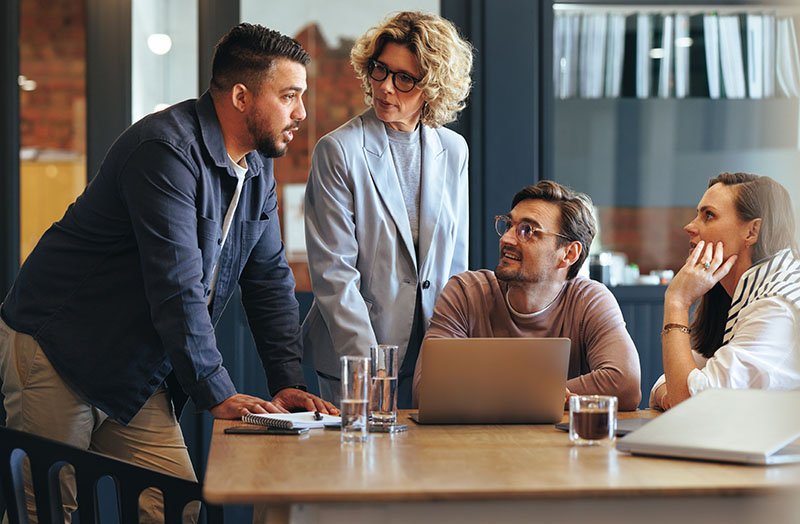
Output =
[{"x1": 652, "y1": 173, "x2": 800, "y2": 409}]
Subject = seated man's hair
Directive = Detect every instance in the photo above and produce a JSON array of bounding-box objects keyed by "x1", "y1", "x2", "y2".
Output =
[
  {"x1": 512, "y1": 180, "x2": 596, "y2": 280},
  {"x1": 210, "y1": 23, "x2": 310, "y2": 95}
]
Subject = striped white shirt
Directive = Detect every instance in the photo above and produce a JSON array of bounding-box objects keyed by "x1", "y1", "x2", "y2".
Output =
[{"x1": 650, "y1": 249, "x2": 800, "y2": 405}]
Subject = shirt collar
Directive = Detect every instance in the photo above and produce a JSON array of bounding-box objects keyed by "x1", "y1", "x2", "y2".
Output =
[{"x1": 196, "y1": 91, "x2": 264, "y2": 179}]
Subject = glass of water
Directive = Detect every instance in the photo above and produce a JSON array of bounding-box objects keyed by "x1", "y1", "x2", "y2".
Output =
[
  {"x1": 369, "y1": 344, "x2": 398, "y2": 425},
  {"x1": 340, "y1": 355, "x2": 370, "y2": 443}
]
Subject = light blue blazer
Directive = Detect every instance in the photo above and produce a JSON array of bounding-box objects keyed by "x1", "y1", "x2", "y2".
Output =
[{"x1": 302, "y1": 108, "x2": 469, "y2": 378}]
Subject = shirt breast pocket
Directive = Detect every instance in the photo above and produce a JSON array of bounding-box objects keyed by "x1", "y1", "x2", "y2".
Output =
[
  {"x1": 239, "y1": 215, "x2": 272, "y2": 275},
  {"x1": 196, "y1": 215, "x2": 220, "y2": 287}
]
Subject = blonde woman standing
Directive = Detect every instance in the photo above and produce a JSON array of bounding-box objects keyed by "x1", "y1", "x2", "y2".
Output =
[{"x1": 302, "y1": 12, "x2": 473, "y2": 407}]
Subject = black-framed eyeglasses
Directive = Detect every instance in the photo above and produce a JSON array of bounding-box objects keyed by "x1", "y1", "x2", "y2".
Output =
[
  {"x1": 367, "y1": 59, "x2": 421, "y2": 93},
  {"x1": 494, "y1": 215, "x2": 571, "y2": 243}
]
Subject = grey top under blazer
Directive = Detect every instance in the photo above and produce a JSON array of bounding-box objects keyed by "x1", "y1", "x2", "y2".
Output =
[{"x1": 302, "y1": 108, "x2": 469, "y2": 378}]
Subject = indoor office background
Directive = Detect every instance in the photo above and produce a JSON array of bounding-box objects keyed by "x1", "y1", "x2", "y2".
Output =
[{"x1": 1, "y1": 0, "x2": 800, "y2": 521}]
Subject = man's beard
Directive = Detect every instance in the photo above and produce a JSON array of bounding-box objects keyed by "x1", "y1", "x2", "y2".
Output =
[
  {"x1": 495, "y1": 247, "x2": 529, "y2": 283},
  {"x1": 495, "y1": 263, "x2": 532, "y2": 283},
  {"x1": 494, "y1": 251, "x2": 551, "y2": 284},
  {"x1": 255, "y1": 134, "x2": 286, "y2": 158},
  {"x1": 246, "y1": 111, "x2": 292, "y2": 159}
]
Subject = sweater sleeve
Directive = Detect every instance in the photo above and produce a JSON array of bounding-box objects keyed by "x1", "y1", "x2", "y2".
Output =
[{"x1": 565, "y1": 284, "x2": 642, "y2": 410}]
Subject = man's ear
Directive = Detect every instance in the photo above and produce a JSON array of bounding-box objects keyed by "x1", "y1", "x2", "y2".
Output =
[
  {"x1": 560, "y1": 241, "x2": 582, "y2": 270},
  {"x1": 230, "y1": 83, "x2": 249, "y2": 113},
  {"x1": 745, "y1": 218, "x2": 762, "y2": 247}
]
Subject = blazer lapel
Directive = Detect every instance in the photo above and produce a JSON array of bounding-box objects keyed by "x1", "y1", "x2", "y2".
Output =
[
  {"x1": 417, "y1": 124, "x2": 447, "y2": 271},
  {"x1": 362, "y1": 109, "x2": 417, "y2": 265}
]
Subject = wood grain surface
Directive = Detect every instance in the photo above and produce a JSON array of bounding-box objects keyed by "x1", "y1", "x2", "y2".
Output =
[{"x1": 204, "y1": 410, "x2": 800, "y2": 505}]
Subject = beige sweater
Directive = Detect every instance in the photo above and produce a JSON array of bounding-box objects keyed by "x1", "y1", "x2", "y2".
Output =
[{"x1": 413, "y1": 270, "x2": 642, "y2": 410}]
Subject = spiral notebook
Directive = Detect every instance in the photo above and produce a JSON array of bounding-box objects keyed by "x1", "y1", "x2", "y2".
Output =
[{"x1": 242, "y1": 411, "x2": 341, "y2": 429}]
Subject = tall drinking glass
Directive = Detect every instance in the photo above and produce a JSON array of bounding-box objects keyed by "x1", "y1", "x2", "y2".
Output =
[
  {"x1": 340, "y1": 356, "x2": 370, "y2": 443},
  {"x1": 369, "y1": 344, "x2": 398, "y2": 425}
]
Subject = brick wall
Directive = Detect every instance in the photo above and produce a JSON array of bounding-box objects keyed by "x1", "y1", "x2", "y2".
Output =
[
  {"x1": 273, "y1": 23, "x2": 367, "y2": 185},
  {"x1": 19, "y1": 0, "x2": 86, "y2": 154},
  {"x1": 276, "y1": 24, "x2": 368, "y2": 291},
  {"x1": 597, "y1": 206, "x2": 697, "y2": 275}
]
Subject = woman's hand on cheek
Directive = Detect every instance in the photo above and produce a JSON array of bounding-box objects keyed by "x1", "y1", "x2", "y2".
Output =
[{"x1": 665, "y1": 240, "x2": 737, "y2": 310}]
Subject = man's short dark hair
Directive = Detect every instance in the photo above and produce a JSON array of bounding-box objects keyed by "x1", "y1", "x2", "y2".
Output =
[
  {"x1": 511, "y1": 180, "x2": 597, "y2": 280},
  {"x1": 210, "y1": 23, "x2": 310, "y2": 95}
]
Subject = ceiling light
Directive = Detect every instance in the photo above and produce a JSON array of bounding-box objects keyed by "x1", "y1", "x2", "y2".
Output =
[{"x1": 147, "y1": 34, "x2": 172, "y2": 55}]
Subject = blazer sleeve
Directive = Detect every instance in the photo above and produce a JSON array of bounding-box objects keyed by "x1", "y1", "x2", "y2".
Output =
[
  {"x1": 304, "y1": 135, "x2": 378, "y2": 358},
  {"x1": 449, "y1": 140, "x2": 469, "y2": 278}
]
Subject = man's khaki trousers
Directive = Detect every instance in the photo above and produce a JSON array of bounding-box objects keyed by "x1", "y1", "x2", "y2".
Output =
[{"x1": 0, "y1": 316, "x2": 199, "y2": 523}]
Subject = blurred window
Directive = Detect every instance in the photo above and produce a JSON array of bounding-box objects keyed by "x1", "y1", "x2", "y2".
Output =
[{"x1": 19, "y1": 0, "x2": 87, "y2": 262}]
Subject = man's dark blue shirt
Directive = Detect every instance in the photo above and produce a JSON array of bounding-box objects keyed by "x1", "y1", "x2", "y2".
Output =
[{"x1": 1, "y1": 92, "x2": 305, "y2": 424}]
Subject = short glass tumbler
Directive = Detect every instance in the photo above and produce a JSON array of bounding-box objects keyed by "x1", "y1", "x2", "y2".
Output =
[
  {"x1": 340, "y1": 356, "x2": 370, "y2": 444},
  {"x1": 569, "y1": 395, "x2": 617, "y2": 446}
]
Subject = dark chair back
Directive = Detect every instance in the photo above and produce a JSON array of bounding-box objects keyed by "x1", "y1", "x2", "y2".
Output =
[{"x1": 0, "y1": 426, "x2": 223, "y2": 523}]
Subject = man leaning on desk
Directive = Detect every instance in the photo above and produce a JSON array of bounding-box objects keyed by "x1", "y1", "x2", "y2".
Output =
[
  {"x1": 0, "y1": 23, "x2": 335, "y2": 523},
  {"x1": 412, "y1": 180, "x2": 641, "y2": 410}
]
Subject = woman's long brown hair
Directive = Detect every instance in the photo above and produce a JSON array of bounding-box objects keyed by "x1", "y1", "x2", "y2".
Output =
[{"x1": 690, "y1": 173, "x2": 798, "y2": 358}]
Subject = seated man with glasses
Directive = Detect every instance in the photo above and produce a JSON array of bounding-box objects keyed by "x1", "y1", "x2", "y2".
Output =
[{"x1": 412, "y1": 180, "x2": 642, "y2": 410}]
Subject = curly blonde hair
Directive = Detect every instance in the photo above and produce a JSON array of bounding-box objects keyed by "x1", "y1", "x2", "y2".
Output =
[{"x1": 350, "y1": 11, "x2": 473, "y2": 128}]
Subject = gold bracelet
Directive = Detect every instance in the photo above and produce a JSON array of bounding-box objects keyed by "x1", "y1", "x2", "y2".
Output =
[{"x1": 662, "y1": 323, "x2": 691, "y2": 335}]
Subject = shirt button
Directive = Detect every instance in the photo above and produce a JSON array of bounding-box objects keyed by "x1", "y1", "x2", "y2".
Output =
[
  {"x1": 204, "y1": 289, "x2": 210, "y2": 297},
  {"x1": 422, "y1": 280, "x2": 431, "y2": 289},
  {"x1": 217, "y1": 237, "x2": 222, "y2": 245}
]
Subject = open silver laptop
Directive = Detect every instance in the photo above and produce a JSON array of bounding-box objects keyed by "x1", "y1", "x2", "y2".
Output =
[
  {"x1": 411, "y1": 337, "x2": 570, "y2": 424},
  {"x1": 616, "y1": 388, "x2": 800, "y2": 465}
]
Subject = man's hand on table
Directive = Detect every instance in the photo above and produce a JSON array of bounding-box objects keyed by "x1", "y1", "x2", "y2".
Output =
[
  {"x1": 272, "y1": 387, "x2": 339, "y2": 415},
  {"x1": 209, "y1": 390, "x2": 339, "y2": 419},
  {"x1": 208, "y1": 388, "x2": 339, "y2": 419},
  {"x1": 209, "y1": 393, "x2": 288, "y2": 419}
]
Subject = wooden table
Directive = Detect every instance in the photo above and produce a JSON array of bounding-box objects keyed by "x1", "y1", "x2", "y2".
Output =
[{"x1": 203, "y1": 411, "x2": 800, "y2": 523}]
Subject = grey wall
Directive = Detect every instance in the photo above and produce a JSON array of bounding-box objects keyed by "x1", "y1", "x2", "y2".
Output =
[
  {"x1": 555, "y1": 98, "x2": 800, "y2": 210},
  {"x1": 442, "y1": 0, "x2": 548, "y2": 271}
]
